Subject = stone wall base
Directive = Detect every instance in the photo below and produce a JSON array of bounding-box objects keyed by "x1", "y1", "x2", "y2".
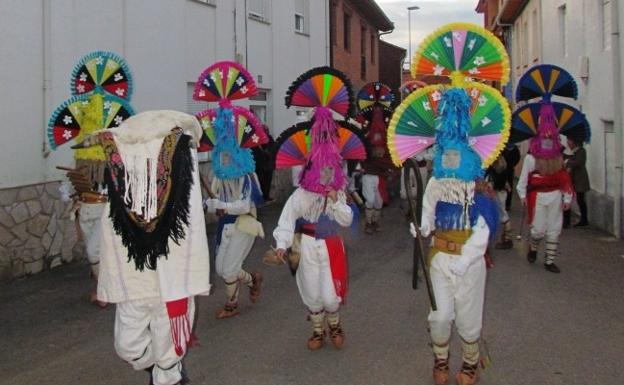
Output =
[
  {"x1": 587, "y1": 190, "x2": 615, "y2": 234},
  {"x1": 0, "y1": 181, "x2": 80, "y2": 281}
]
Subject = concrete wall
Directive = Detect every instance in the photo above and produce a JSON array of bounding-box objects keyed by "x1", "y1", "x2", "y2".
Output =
[
  {"x1": 0, "y1": 0, "x2": 328, "y2": 280},
  {"x1": 541, "y1": 0, "x2": 616, "y2": 232}
]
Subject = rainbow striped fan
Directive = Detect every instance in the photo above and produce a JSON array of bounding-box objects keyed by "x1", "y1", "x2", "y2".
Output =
[
  {"x1": 275, "y1": 121, "x2": 367, "y2": 169},
  {"x1": 357, "y1": 82, "x2": 396, "y2": 110},
  {"x1": 515, "y1": 64, "x2": 578, "y2": 102},
  {"x1": 47, "y1": 94, "x2": 134, "y2": 149},
  {"x1": 285, "y1": 67, "x2": 355, "y2": 118},
  {"x1": 196, "y1": 106, "x2": 268, "y2": 151},
  {"x1": 70, "y1": 51, "x2": 133, "y2": 100},
  {"x1": 193, "y1": 61, "x2": 258, "y2": 102},
  {"x1": 511, "y1": 102, "x2": 591, "y2": 144},
  {"x1": 355, "y1": 105, "x2": 394, "y2": 132},
  {"x1": 387, "y1": 83, "x2": 510, "y2": 167},
  {"x1": 387, "y1": 85, "x2": 442, "y2": 166},
  {"x1": 411, "y1": 23, "x2": 509, "y2": 85}
]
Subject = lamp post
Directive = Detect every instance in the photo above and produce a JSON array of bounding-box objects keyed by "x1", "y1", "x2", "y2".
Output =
[{"x1": 407, "y1": 5, "x2": 420, "y2": 70}]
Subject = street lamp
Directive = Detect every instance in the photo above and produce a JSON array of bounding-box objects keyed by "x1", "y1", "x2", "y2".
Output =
[{"x1": 407, "y1": 5, "x2": 420, "y2": 70}]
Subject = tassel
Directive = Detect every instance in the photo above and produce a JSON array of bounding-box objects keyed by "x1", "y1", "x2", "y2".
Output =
[{"x1": 166, "y1": 298, "x2": 191, "y2": 357}]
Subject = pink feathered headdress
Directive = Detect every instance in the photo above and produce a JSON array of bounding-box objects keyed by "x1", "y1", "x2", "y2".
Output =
[
  {"x1": 529, "y1": 101, "x2": 562, "y2": 159},
  {"x1": 298, "y1": 107, "x2": 346, "y2": 194}
]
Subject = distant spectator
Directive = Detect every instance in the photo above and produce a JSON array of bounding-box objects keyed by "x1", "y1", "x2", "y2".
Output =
[
  {"x1": 252, "y1": 125, "x2": 275, "y2": 202},
  {"x1": 563, "y1": 137, "x2": 590, "y2": 227}
]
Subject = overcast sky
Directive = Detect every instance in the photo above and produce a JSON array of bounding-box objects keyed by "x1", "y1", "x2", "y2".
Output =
[{"x1": 376, "y1": 0, "x2": 483, "y2": 60}]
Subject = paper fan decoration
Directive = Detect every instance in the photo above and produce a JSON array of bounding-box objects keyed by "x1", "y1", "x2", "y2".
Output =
[
  {"x1": 387, "y1": 83, "x2": 510, "y2": 167},
  {"x1": 400, "y1": 80, "x2": 428, "y2": 98},
  {"x1": 196, "y1": 106, "x2": 268, "y2": 151},
  {"x1": 387, "y1": 85, "x2": 442, "y2": 166},
  {"x1": 355, "y1": 105, "x2": 394, "y2": 130},
  {"x1": 511, "y1": 102, "x2": 591, "y2": 144},
  {"x1": 70, "y1": 51, "x2": 133, "y2": 100},
  {"x1": 464, "y1": 83, "x2": 511, "y2": 167},
  {"x1": 285, "y1": 66, "x2": 355, "y2": 118},
  {"x1": 193, "y1": 61, "x2": 257, "y2": 102},
  {"x1": 47, "y1": 94, "x2": 134, "y2": 150},
  {"x1": 357, "y1": 82, "x2": 396, "y2": 110},
  {"x1": 515, "y1": 64, "x2": 578, "y2": 102},
  {"x1": 411, "y1": 23, "x2": 510, "y2": 86},
  {"x1": 275, "y1": 121, "x2": 367, "y2": 169}
]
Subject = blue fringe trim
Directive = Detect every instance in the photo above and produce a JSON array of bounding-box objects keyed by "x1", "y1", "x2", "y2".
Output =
[
  {"x1": 211, "y1": 108, "x2": 256, "y2": 179},
  {"x1": 242, "y1": 174, "x2": 264, "y2": 207},
  {"x1": 432, "y1": 88, "x2": 485, "y2": 181},
  {"x1": 434, "y1": 194, "x2": 499, "y2": 241}
]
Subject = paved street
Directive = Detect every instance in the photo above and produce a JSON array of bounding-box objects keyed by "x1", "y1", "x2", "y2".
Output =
[{"x1": 1, "y1": 200, "x2": 623, "y2": 385}]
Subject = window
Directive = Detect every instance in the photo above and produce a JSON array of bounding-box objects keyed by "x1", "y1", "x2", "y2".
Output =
[
  {"x1": 558, "y1": 4, "x2": 567, "y2": 56},
  {"x1": 295, "y1": 0, "x2": 309, "y2": 34},
  {"x1": 186, "y1": 82, "x2": 205, "y2": 116},
  {"x1": 190, "y1": 0, "x2": 215, "y2": 5},
  {"x1": 370, "y1": 33, "x2": 375, "y2": 64},
  {"x1": 360, "y1": 25, "x2": 366, "y2": 55},
  {"x1": 249, "y1": 0, "x2": 271, "y2": 23},
  {"x1": 343, "y1": 11, "x2": 351, "y2": 51},
  {"x1": 602, "y1": 0, "x2": 612, "y2": 50},
  {"x1": 295, "y1": 14, "x2": 305, "y2": 33}
]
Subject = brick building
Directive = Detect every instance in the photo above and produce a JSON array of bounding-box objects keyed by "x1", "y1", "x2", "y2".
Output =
[
  {"x1": 378, "y1": 40, "x2": 406, "y2": 93},
  {"x1": 329, "y1": 0, "x2": 394, "y2": 92}
]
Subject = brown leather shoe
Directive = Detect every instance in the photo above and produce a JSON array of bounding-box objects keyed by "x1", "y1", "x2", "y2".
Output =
[
  {"x1": 433, "y1": 357, "x2": 449, "y2": 385},
  {"x1": 455, "y1": 362, "x2": 479, "y2": 385},
  {"x1": 307, "y1": 330, "x2": 325, "y2": 350},
  {"x1": 365, "y1": 223, "x2": 374, "y2": 235},
  {"x1": 215, "y1": 303, "x2": 240, "y2": 319},
  {"x1": 249, "y1": 272, "x2": 263, "y2": 303},
  {"x1": 328, "y1": 323, "x2": 345, "y2": 349}
]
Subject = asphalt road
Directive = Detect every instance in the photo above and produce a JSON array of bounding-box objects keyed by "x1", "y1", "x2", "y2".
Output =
[{"x1": 1, "y1": 201, "x2": 623, "y2": 385}]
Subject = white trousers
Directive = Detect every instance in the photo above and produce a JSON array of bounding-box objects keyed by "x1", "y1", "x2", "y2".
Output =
[
  {"x1": 428, "y1": 253, "x2": 486, "y2": 344},
  {"x1": 78, "y1": 202, "x2": 107, "y2": 276},
  {"x1": 296, "y1": 234, "x2": 341, "y2": 313},
  {"x1": 115, "y1": 297, "x2": 195, "y2": 385},
  {"x1": 495, "y1": 190, "x2": 509, "y2": 224},
  {"x1": 530, "y1": 191, "x2": 563, "y2": 241},
  {"x1": 215, "y1": 224, "x2": 255, "y2": 281},
  {"x1": 362, "y1": 174, "x2": 383, "y2": 210}
]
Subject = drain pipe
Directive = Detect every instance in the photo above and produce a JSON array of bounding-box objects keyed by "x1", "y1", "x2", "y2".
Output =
[{"x1": 613, "y1": 0, "x2": 623, "y2": 237}]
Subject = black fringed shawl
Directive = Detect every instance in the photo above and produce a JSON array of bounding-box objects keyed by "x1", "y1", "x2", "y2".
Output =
[{"x1": 101, "y1": 129, "x2": 194, "y2": 271}]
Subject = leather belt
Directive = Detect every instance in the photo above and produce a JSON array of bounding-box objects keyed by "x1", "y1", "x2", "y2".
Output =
[
  {"x1": 79, "y1": 192, "x2": 107, "y2": 204},
  {"x1": 432, "y1": 236, "x2": 463, "y2": 253}
]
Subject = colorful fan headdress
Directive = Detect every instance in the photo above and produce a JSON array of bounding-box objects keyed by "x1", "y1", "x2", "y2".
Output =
[
  {"x1": 193, "y1": 61, "x2": 268, "y2": 179},
  {"x1": 47, "y1": 51, "x2": 135, "y2": 183},
  {"x1": 388, "y1": 23, "x2": 511, "y2": 181},
  {"x1": 277, "y1": 67, "x2": 366, "y2": 193},
  {"x1": 511, "y1": 64, "x2": 590, "y2": 158},
  {"x1": 355, "y1": 82, "x2": 395, "y2": 151}
]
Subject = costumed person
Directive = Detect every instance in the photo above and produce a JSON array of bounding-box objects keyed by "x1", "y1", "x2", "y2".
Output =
[
  {"x1": 511, "y1": 64, "x2": 591, "y2": 273},
  {"x1": 388, "y1": 23, "x2": 512, "y2": 385},
  {"x1": 194, "y1": 61, "x2": 269, "y2": 319},
  {"x1": 46, "y1": 51, "x2": 135, "y2": 307},
  {"x1": 355, "y1": 82, "x2": 398, "y2": 234},
  {"x1": 272, "y1": 67, "x2": 367, "y2": 350},
  {"x1": 486, "y1": 143, "x2": 520, "y2": 249},
  {"x1": 79, "y1": 110, "x2": 211, "y2": 385},
  {"x1": 563, "y1": 136, "x2": 590, "y2": 227}
]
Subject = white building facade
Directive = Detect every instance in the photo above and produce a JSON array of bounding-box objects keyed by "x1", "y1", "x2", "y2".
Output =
[
  {"x1": 501, "y1": 0, "x2": 624, "y2": 236},
  {"x1": 0, "y1": 0, "x2": 329, "y2": 279}
]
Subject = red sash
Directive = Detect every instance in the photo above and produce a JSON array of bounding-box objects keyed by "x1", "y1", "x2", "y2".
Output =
[
  {"x1": 325, "y1": 236, "x2": 348, "y2": 304},
  {"x1": 527, "y1": 170, "x2": 573, "y2": 223}
]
